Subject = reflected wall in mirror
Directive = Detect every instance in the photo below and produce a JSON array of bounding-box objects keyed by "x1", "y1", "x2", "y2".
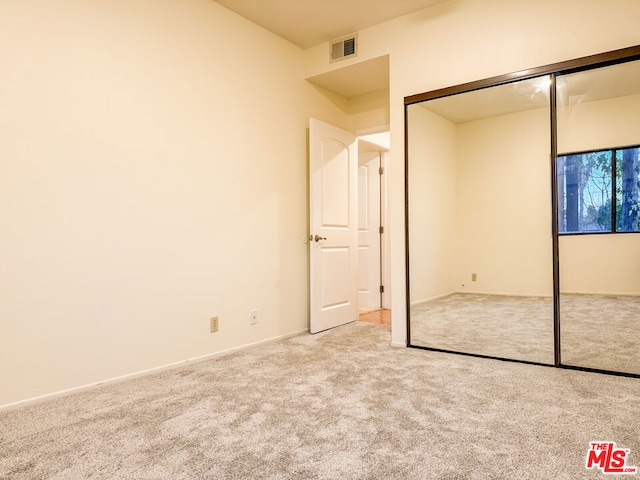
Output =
[
  {"x1": 556, "y1": 59, "x2": 640, "y2": 374},
  {"x1": 407, "y1": 76, "x2": 555, "y2": 364}
]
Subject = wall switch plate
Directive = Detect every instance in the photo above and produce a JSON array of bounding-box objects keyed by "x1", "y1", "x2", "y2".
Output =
[
  {"x1": 250, "y1": 309, "x2": 258, "y2": 325},
  {"x1": 210, "y1": 316, "x2": 219, "y2": 333},
  {"x1": 471, "y1": 273, "x2": 477, "y2": 282}
]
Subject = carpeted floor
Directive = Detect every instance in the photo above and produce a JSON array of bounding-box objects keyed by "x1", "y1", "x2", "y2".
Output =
[
  {"x1": 1, "y1": 322, "x2": 639, "y2": 479},
  {"x1": 410, "y1": 293, "x2": 640, "y2": 374},
  {"x1": 410, "y1": 294, "x2": 555, "y2": 364},
  {"x1": 561, "y1": 294, "x2": 640, "y2": 374}
]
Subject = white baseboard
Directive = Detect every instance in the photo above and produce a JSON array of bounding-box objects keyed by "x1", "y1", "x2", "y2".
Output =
[
  {"x1": 455, "y1": 290, "x2": 553, "y2": 298},
  {"x1": 560, "y1": 291, "x2": 640, "y2": 297},
  {"x1": 410, "y1": 291, "x2": 553, "y2": 308},
  {"x1": 410, "y1": 291, "x2": 456, "y2": 306},
  {"x1": 0, "y1": 328, "x2": 308, "y2": 412}
]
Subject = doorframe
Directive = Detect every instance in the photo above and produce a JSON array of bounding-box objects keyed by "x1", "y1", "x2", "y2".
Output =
[{"x1": 357, "y1": 129, "x2": 391, "y2": 311}]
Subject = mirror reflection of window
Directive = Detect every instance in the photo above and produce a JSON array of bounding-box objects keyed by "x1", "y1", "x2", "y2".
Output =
[
  {"x1": 557, "y1": 59, "x2": 640, "y2": 375},
  {"x1": 557, "y1": 147, "x2": 640, "y2": 234}
]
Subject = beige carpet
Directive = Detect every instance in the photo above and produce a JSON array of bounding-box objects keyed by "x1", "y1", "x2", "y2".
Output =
[
  {"x1": 410, "y1": 293, "x2": 640, "y2": 374},
  {"x1": 561, "y1": 294, "x2": 640, "y2": 374},
  {"x1": 1, "y1": 322, "x2": 639, "y2": 479},
  {"x1": 410, "y1": 294, "x2": 555, "y2": 364}
]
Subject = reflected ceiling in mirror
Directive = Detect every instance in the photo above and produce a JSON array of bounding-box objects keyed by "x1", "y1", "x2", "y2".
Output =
[
  {"x1": 557, "y1": 59, "x2": 640, "y2": 106},
  {"x1": 420, "y1": 76, "x2": 550, "y2": 123}
]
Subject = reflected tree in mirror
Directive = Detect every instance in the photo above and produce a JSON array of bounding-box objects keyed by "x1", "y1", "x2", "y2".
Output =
[
  {"x1": 557, "y1": 152, "x2": 612, "y2": 233},
  {"x1": 617, "y1": 147, "x2": 640, "y2": 232}
]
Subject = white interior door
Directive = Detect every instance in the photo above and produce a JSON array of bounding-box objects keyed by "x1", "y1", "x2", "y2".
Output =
[
  {"x1": 309, "y1": 118, "x2": 358, "y2": 334},
  {"x1": 357, "y1": 150, "x2": 381, "y2": 310}
]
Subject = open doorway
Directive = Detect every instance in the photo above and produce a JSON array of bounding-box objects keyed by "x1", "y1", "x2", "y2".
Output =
[
  {"x1": 308, "y1": 121, "x2": 390, "y2": 334},
  {"x1": 306, "y1": 55, "x2": 391, "y2": 332},
  {"x1": 357, "y1": 132, "x2": 391, "y2": 326}
]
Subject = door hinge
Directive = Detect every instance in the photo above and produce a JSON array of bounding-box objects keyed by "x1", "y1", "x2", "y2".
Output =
[
  {"x1": 380, "y1": 285, "x2": 385, "y2": 293},
  {"x1": 379, "y1": 226, "x2": 384, "y2": 234},
  {"x1": 379, "y1": 166, "x2": 384, "y2": 175}
]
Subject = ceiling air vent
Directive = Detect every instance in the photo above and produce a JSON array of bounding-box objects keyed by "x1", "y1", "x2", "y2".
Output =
[{"x1": 330, "y1": 34, "x2": 358, "y2": 63}]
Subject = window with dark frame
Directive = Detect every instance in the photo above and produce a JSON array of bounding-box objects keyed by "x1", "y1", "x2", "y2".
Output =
[{"x1": 557, "y1": 146, "x2": 640, "y2": 234}]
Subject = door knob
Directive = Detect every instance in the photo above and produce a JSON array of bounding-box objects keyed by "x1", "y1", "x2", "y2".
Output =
[{"x1": 314, "y1": 234, "x2": 327, "y2": 242}]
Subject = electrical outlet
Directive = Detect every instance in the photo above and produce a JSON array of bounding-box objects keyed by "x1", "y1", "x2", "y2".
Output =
[
  {"x1": 210, "y1": 316, "x2": 219, "y2": 333},
  {"x1": 471, "y1": 273, "x2": 477, "y2": 282},
  {"x1": 250, "y1": 309, "x2": 258, "y2": 325}
]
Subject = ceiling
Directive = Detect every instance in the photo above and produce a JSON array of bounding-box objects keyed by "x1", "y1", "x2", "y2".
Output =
[
  {"x1": 213, "y1": 0, "x2": 445, "y2": 98},
  {"x1": 213, "y1": 0, "x2": 444, "y2": 49}
]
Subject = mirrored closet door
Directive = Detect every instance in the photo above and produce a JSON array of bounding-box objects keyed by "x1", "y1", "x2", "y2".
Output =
[
  {"x1": 405, "y1": 45, "x2": 640, "y2": 377},
  {"x1": 406, "y1": 76, "x2": 555, "y2": 365},
  {"x1": 556, "y1": 59, "x2": 640, "y2": 375}
]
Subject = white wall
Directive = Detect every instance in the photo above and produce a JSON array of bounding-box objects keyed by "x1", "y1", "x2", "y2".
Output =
[
  {"x1": 558, "y1": 93, "x2": 640, "y2": 153},
  {"x1": 0, "y1": 0, "x2": 348, "y2": 407},
  {"x1": 306, "y1": 0, "x2": 640, "y2": 347},
  {"x1": 454, "y1": 107, "x2": 553, "y2": 296},
  {"x1": 348, "y1": 89, "x2": 389, "y2": 134},
  {"x1": 407, "y1": 105, "x2": 457, "y2": 303},
  {"x1": 407, "y1": 105, "x2": 553, "y2": 300},
  {"x1": 560, "y1": 235, "x2": 640, "y2": 295}
]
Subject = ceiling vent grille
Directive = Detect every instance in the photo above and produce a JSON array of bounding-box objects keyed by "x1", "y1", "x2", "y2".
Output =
[{"x1": 330, "y1": 34, "x2": 358, "y2": 63}]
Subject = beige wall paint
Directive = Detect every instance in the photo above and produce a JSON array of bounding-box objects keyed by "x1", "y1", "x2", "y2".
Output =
[
  {"x1": 558, "y1": 93, "x2": 640, "y2": 153},
  {"x1": 306, "y1": 0, "x2": 640, "y2": 346},
  {"x1": 0, "y1": 0, "x2": 348, "y2": 406},
  {"x1": 407, "y1": 105, "x2": 553, "y2": 300},
  {"x1": 454, "y1": 107, "x2": 553, "y2": 296},
  {"x1": 307, "y1": 87, "x2": 388, "y2": 135},
  {"x1": 407, "y1": 105, "x2": 456, "y2": 303},
  {"x1": 560, "y1": 235, "x2": 640, "y2": 295},
  {"x1": 347, "y1": 89, "x2": 390, "y2": 134}
]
